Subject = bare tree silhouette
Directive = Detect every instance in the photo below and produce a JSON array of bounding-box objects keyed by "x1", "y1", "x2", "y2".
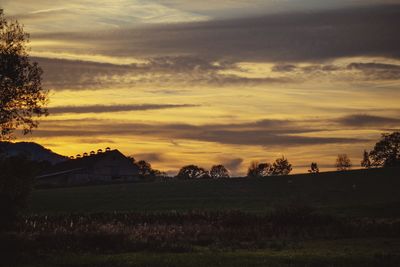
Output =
[{"x1": 335, "y1": 154, "x2": 352, "y2": 171}]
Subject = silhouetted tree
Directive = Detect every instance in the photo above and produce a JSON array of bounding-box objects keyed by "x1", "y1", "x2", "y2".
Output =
[
  {"x1": 369, "y1": 132, "x2": 400, "y2": 167},
  {"x1": 247, "y1": 161, "x2": 272, "y2": 178},
  {"x1": 127, "y1": 156, "x2": 136, "y2": 164},
  {"x1": 176, "y1": 165, "x2": 209, "y2": 180},
  {"x1": 271, "y1": 156, "x2": 293, "y2": 176},
  {"x1": 335, "y1": 154, "x2": 352, "y2": 171},
  {"x1": 210, "y1": 165, "x2": 230, "y2": 178},
  {"x1": 360, "y1": 150, "x2": 371, "y2": 168},
  {"x1": 0, "y1": 9, "x2": 48, "y2": 140},
  {"x1": 136, "y1": 160, "x2": 154, "y2": 178},
  {"x1": 308, "y1": 162, "x2": 319, "y2": 173}
]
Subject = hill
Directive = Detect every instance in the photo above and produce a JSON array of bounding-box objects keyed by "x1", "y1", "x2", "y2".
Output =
[
  {"x1": 0, "y1": 141, "x2": 67, "y2": 164},
  {"x1": 29, "y1": 167, "x2": 400, "y2": 217}
]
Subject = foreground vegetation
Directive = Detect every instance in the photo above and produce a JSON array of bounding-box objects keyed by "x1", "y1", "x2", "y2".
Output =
[{"x1": 3, "y1": 208, "x2": 400, "y2": 267}]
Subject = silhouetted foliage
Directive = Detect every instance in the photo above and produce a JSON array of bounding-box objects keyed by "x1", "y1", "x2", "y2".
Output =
[
  {"x1": 0, "y1": 10, "x2": 48, "y2": 140},
  {"x1": 308, "y1": 162, "x2": 319, "y2": 173},
  {"x1": 209, "y1": 165, "x2": 230, "y2": 179},
  {"x1": 176, "y1": 165, "x2": 209, "y2": 180},
  {"x1": 247, "y1": 157, "x2": 293, "y2": 177},
  {"x1": 0, "y1": 154, "x2": 37, "y2": 228},
  {"x1": 247, "y1": 161, "x2": 272, "y2": 178},
  {"x1": 361, "y1": 150, "x2": 372, "y2": 168},
  {"x1": 136, "y1": 160, "x2": 153, "y2": 177},
  {"x1": 128, "y1": 157, "x2": 165, "y2": 181},
  {"x1": 271, "y1": 156, "x2": 293, "y2": 176},
  {"x1": 369, "y1": 132, "x2": 400, "y2": 167},
  {"x1": 335, "y1": 154, "x2": 352, "y2": 171}
]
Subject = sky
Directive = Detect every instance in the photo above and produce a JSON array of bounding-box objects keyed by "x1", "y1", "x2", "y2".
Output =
[{"x1": 3, "y1": 0, "x2": 400, "y2": 175}]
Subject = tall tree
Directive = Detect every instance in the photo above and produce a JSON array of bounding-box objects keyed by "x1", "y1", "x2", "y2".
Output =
[
  {"x1": 369, "y1": 132, "x2": 400, "y2": 167},
  {"x1": 0, "y1": 9, "x2": 48, "y2": 140},
  {"x1": 335, "y1": 154, "x2": 352, "y2": 171}
]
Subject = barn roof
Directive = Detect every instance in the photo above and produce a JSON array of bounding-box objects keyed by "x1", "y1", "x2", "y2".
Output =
[{"x1": 38, "y1": 149, "x2": 129, "y2": 178}]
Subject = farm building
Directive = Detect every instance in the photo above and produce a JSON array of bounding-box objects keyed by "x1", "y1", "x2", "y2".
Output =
[{"x1": 37, "y1": 149, "x2": 139, "y2": 186}]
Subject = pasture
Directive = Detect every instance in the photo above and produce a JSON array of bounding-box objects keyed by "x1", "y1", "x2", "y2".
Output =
[{"x1": 29, "y1": 167, "x2": 400, "y2": 217}]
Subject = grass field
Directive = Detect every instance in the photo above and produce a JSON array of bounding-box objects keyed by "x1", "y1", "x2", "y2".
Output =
[{"x1": 29, "y1": 167, "x2": 400, "y2": 217}]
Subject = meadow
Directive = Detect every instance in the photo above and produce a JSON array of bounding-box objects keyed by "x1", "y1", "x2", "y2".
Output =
[
  {"x1": 3, "y1": 167, "x2": 400, "y2": 267},
  {"x1": 29, "y1": 167, "x2": 400, "y2": 217}
]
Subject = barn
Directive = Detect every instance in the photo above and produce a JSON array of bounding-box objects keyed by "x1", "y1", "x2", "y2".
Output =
[{"x1": 37, "y1": 149, "x2": 139, "y2": 186}]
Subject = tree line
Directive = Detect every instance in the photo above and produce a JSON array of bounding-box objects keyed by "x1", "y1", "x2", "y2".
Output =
[{"x1": 149, "y1": 131, "x2": 399, "y2": 180}]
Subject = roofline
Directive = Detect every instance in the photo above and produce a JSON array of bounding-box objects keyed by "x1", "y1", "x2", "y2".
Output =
[{"x1": 36, "y1": 168, "x2": 84, "y2": 179}]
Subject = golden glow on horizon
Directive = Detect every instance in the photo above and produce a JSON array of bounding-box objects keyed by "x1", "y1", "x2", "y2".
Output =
[{"x1": 5, "y1": 1, "x2": 399, "y2": 176}]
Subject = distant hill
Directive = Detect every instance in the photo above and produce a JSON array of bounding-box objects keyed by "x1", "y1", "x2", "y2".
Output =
[{"x1": 0, "y1": 142, "x2": 67, "y2": 164}]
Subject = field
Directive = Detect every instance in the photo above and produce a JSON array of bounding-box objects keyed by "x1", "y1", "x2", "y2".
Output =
[
  {"x1": 29, "y1": 167, "x2": 400, "y2": 217},
  {"x1": 5, "y1": 167, "x2": 400, "y2": 267}
]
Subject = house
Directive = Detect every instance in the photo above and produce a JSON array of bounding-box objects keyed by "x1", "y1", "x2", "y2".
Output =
[{"x1": 37, "y1": 149, "x2": 139, "y2": 186}]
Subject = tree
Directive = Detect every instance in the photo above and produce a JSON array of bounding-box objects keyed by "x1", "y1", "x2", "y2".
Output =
[
  {"x1": 210, "y1": 165, "x2": 230, "y2": 178},
  {"x1": 176, "y1": 165, "x2": 209, "y2": 180},
  {"x1": 136, "y1": 160, "x2": 153, "y2": 177},
  {"x1": 308, "y1": 162, "x2": 319, "y2": 173},
  {"x1": 335, "y1": 154, "x2": 352, "y2": 171},
  {"x1": 271, "y1": 156, "x2": 292, "y2": 176},
  {"x1": 247, "y1": 161, "x2": 272, "y2": 178},
  {"x1": 360, "y1": 150, "x2": 371, "y2": 168},
  {"x1": 369, "y1": 132, "x2": 400, "y2": 167},
  {"x1": 0, "y1": 9, "x2": 48, "y2": 140}
]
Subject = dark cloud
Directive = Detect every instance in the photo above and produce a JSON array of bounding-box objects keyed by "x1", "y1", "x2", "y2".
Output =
[
  {"x1": 134, "y1": 153, "x2": 165, "y2": 163},
  {"x1": 31, "y1": 118, "x2": 367, "y2": 147},
  {"x1": 34, "y1": 4, "x2": 400, "y2": 62},
  {"x1": 347, "y1": 62, "x2": 400, "y2": 80},
  {"x1": 221, "y1": 158, "x2": 243, "y2": 172},
  {"x1": 336, "y1": 114, "x2": 400, "y2": 127},
  {"x1": 77, "y1": 138, "x2": 116, "y2": 144},
  {"x1": 36, "y1": 56, "x2": 289, "y2": 90},
  {"x1": 272, "y1": 64, "x2": 297, "y2": 72},
  {"x1": 49, "y1": 104, "x2": 198, "y2": 114}
]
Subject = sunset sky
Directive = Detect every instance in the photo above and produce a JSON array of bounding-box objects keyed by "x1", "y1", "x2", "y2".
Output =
[{"x1": 4, "y1": 0, "x2": 400, "y2": 175}]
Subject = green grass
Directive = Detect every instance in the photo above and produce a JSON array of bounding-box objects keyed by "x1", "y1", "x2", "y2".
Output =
[
  {"x1": 29, "y1": 167, "x2": 400, "y2": 217},
  {"x1": 8, "y1": 239, "x2": 400, "y2": 267}
]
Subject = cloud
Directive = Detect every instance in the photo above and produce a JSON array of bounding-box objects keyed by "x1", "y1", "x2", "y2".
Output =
[
  {"x1": 35, "y1": 56, "x2": 288, "y2": 90},
  {"x1": 32, "y1": 4, "x2": 400, "y2": 63},
  {"x1": 347, "y1": 62, "x2": 400, "y2": 80},
  {"x1": 49, "y1": 104, "x2": 198, "y2": 114},
  {"x1": 221, "y1": 158, "x2": 243, "y2": 172},
  {"x1": 134, "y1": 153, "x2": 165, "y2": 163},
  {"x1": 336, "y1": 114, "x2": 400, "y2": 127},
  {"x1": 31, "y1": 118, "x2": 367, "y2": 147}
]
